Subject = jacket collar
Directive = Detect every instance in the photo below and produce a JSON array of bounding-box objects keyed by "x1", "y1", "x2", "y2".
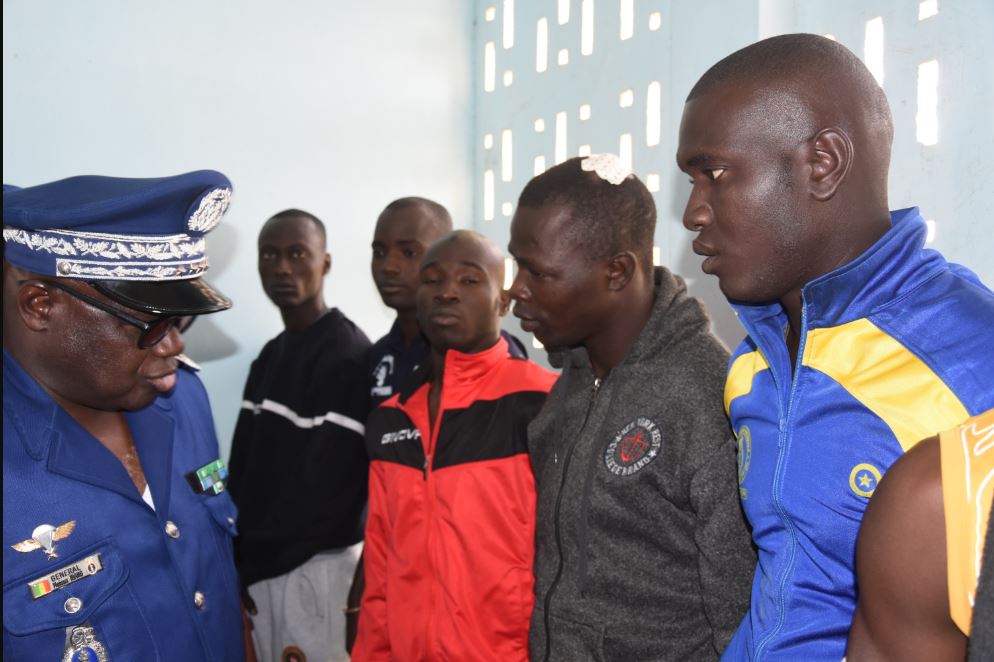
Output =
[
  {"x1": 398, "y1": 336, "x2": 510, "y2": 403},
  {"x1": 732, "y1": 208, "x2": 943, "y2": 329},
  {"x1": 442, "y1": 335, "x2": 510, "y2": 385},
  {"x1": 3, "y1": 348, "x2": 176, "y2": 510},
  {"x1": 624, "y1": 266, "x2": 709, "y2": 365},
  {"x1": 4, "y1": 349, "x2": 60, "y2": 460}
]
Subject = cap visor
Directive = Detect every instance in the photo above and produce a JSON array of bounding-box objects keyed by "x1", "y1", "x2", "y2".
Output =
[{"x1": 90, "y1": 278, "x2": 232, "y2": 316}]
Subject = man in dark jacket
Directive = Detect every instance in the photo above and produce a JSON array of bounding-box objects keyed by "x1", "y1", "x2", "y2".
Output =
[
  {"x1": 508, "y1": 155, "x2": 755, "y2": 661},
  {"x1": 227, "y1": 209, "x2": 370, "y2": 662}
]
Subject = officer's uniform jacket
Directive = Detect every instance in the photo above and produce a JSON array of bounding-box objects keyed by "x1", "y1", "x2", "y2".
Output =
[
  {"x1": 722, "y1": 208, "x2": 994, "y2": 661},
  {"x1": 2, "y1": 350, "x2": 244, "y2": 661}
]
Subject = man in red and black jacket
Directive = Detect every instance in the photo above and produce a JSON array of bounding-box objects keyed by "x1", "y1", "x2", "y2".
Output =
[{"x1": 353, "y1": 230, "x2": 556, "y2": 661}]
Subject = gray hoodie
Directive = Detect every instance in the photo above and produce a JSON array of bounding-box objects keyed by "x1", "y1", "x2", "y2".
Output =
[{"x1": 528, "y1": 267, "x2": 756, "y2": 661}]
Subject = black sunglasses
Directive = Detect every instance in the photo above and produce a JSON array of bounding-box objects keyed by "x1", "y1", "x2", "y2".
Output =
[{"x1": 20, "y1": 279, "x2": 194, "y2": 349}]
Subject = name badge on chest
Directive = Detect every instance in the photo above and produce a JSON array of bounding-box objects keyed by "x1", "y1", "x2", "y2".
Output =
[{"x1": 28, "y1": 553, "x2": 103, "y2": 599}]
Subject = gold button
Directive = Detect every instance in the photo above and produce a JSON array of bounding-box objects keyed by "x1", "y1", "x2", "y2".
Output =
[
  {"x1": 64, "y1": 597, "x2": 82, "y2": 614},
  {"x1": 165, "y1": 521, "x2": 180, "y2": 539},
  {"x1": 193, "y1": 591, "x2": 205, "y2": 609}
]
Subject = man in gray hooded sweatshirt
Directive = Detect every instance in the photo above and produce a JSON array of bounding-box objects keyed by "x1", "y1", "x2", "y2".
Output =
[{"x1": 508, "y1": 155, "x2": 755, "y2": 661}]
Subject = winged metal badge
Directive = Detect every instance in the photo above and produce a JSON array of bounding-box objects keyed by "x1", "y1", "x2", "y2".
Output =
[{"x1": 11, "y1": 522, "x2": 76, "y2": 559}]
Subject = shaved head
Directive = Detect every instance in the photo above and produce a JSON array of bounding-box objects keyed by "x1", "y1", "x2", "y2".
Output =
[
  {"x1": 417, "y1": 230, "x2": 509, "y2": 354},
  {"x1": 421, "y1": 230, "x2": 505, "y2": 285},
  {"x1": 677, "y1": 33, "x2": 896, "y2": 308},
  {"x1": 689, "y1": 33, "x2": 893, "y2": 186}
]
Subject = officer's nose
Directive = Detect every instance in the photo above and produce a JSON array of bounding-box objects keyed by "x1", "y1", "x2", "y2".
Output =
[{"x1": 152, "y1": 324, "x2": 185, "y2": 358}]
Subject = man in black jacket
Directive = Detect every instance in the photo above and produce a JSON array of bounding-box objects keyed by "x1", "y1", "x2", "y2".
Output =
[
  {"x1": 227, "y1": 210, "x2": 370, "y2": 662},
  {"x1": 508, "y1": 155, "x2": 755, "y2": 661}
]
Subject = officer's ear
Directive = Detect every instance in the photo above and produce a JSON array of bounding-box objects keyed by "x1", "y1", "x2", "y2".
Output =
[{"x1": 14, "y1": 279, "x2": 55, "y2": 332}]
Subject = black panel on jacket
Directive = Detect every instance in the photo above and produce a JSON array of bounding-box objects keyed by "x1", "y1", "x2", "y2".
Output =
[
  {"x1": 366, "y1": 391, "x2": 550, "y2": 471},
  {"x1": 365, "y1": 407, "x2": 427, "y2": 470},
  {"x1": 433, "y1": 392, "x2": 548, "y2": 469}
]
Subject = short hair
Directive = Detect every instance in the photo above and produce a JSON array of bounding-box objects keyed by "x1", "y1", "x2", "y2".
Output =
[
  {"x1": 378, "y1": 197, "x2": 453, "y2": 233},
  {"x1": 688, "y1": 33, "x2": 893, "y2": 148},
  {"x1": 517, "y1": 157, "x2": 656, "y2": 274},
  {"x1": 265, "y1": 208, "x2": 327, "y2": 245}
]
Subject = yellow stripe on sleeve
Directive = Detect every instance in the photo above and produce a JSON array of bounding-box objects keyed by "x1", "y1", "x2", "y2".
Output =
[
  {"x1": 802, "y1": 318, "x2": 969, "y2": 451},
  {"x1": 724, "y1": 350, "x2": 770, "y2": 415}
]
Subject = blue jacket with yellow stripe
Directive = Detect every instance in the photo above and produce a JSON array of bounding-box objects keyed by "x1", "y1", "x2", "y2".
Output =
[{"x1": 720, "y1": 208, "x2": 994, "y2": 661}]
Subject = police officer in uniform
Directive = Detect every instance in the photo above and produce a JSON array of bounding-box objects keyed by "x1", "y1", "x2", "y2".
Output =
[{"x1": 2, "y1": 171, "x2": 245, "y2": 661}]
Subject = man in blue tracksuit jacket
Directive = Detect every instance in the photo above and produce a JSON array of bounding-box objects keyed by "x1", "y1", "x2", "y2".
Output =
[{"x1": 677, "y1": 34, "x2": 994, "y2": 660}]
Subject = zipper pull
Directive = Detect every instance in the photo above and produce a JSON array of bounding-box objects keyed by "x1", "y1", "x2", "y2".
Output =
[
  {"x1": 423, "y1": 455, "x2": 429, "y2": 480},
  {"x1": 592, "y1": 377, "x2": 602, "y2": 394}
]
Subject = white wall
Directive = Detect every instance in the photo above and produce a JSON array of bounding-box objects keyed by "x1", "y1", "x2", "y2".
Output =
[
  {"x1": 7, "y1": 1, "x2": 992, "y2": 453},
  {"x1": 472, "y1": 0, "x2": 994, "y2": 355},
  {"x1": 3, "y1": 1, "x2": 473, "y2": 457}
]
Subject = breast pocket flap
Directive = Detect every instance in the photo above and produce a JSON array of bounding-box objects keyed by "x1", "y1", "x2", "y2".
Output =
[
  {"x1": 3, "y1": 538, "x2": 128, "y2": 635},
  {"x1": 201, "y1": 494, "x2": 238, "y2": 537}
]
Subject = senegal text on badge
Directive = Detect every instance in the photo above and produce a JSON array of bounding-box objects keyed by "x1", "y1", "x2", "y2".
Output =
[
  {"x1": 604, "y1": 417, "x2": 662, "y2": 476},
  {"x1": 28, "y1": 553, "x2": 103, "y2": 599}
]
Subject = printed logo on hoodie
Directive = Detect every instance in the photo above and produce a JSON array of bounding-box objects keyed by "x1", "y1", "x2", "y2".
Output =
[{"x1": 604, "y1": 417, "x2": 661, "y2": 476}]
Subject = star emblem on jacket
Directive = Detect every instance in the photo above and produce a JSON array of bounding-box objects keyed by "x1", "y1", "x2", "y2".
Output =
[
  {"x1": 10, "y1": 521, "x2": 76, "y2": 559},
  {"x1": 848, "y1": 463, "x2": 882, "y2": 498}
]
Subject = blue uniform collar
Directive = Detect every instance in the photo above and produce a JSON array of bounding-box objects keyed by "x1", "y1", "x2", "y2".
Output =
[
  {"x1": 4, "y1": 349, "x2": 61, "y2": 461},
  {"x1": 3, "y1": 348, "x2": 176, "y2": 512},
  {"x1": 732, "y1": 208, "x2": 944, "y2": 329}
]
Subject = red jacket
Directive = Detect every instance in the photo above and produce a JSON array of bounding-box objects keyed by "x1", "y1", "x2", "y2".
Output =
[{"x1": 353, "y1": 338, "x2": 557, "y2": 661}]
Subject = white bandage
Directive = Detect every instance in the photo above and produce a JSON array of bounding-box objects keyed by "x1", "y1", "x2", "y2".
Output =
[{"x1": 580, "y1": 153, "x2": 632, "y2": 185}]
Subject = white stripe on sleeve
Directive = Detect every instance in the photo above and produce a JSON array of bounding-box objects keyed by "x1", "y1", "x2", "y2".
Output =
[{"x1": 241, "y1": 399, "x2": 365, "y2": 435}]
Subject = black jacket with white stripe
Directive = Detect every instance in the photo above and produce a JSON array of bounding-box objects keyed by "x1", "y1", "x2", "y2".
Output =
[{"x1": 228, "y1": 308, "x2": 371, "y2": 587}]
